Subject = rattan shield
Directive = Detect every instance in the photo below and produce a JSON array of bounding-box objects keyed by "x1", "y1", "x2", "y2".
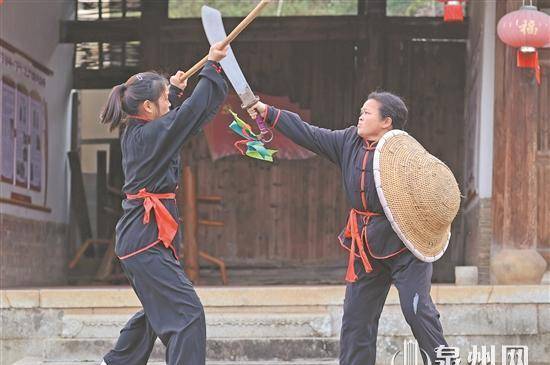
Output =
[{"x1": 372, "y1": 130, "x2": 461, "y2": 262}]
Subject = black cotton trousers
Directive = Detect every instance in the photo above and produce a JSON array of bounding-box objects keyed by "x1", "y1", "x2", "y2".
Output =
[
  {"x1": 339, "y1": 250, "x2": 448, "y2": 365},
  {"x1": 103, "y1": 245, "x2": 206, "y2": 365}
]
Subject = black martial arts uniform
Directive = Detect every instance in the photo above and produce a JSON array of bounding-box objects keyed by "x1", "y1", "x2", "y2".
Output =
[
  {"x1": 262, "y1": 107, "x2": 449, "y2": 365},
  {"x1": 103, "y1": 61, "x2": 227, "y2": 365}
]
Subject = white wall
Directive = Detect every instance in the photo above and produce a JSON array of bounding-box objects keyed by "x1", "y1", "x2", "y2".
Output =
[
  {"x1": 80, "y1": 89, "x2": 117, "y2": 173},
  {"x1": 478, "y1": 0, "x2": 496, "y2": 198},
  {"x1": 0, "y1": 0, "x2": 75, "y2": 223}
]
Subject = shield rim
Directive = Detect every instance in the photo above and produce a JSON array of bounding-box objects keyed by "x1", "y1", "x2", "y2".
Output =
[{"x1": 372, "y1": 129, "x2": 450, "y2": 263}]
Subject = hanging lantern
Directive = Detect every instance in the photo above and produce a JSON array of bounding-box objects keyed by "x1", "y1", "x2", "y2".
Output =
[
  {"x1": 497, "y1": 4, "x2": 550, "y2": 84},
  {"x1": 437, "y1": 0, "x2": 465, "y2": 23}
]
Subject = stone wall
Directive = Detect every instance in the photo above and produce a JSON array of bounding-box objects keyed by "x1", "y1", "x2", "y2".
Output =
[
  {"x1": 0, "y1": 0, "x2": 74, "y2": 289},
  {"x1": 0, "y1": 214, "x2": 68, "y2": 288}
]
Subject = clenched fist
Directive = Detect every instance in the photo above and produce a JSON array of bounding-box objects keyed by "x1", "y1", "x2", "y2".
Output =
[
  {"x1": 169, "y1": 70, "x2": 188, "y2": 90},
  {"x1": 208, "y1": 42, "x2": 229, "y2": 62},
  {"x1": 247, "y1": 101, "x2": 267, "y2": 119}
]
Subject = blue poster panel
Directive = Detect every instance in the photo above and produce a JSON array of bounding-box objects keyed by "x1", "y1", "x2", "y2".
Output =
[
  {"x1": 29, "y1": 95, "x2": 44, "y2": 191},
  {"x1": 1, "y1": 79, "x2": 16, "y2": 183},
  {"x1": 15, "y1": 87, "x2": 29, "y2": 188}
]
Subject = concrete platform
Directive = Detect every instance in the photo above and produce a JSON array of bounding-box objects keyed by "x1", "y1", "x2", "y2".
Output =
[{"x1": 2, "y1": 285, "x2": 549, "y2": 365}]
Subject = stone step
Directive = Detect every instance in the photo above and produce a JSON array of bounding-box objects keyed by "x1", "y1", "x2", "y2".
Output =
[
  {"x1": 43, "y1": 338, "x2": 340, "y2": 362},
  {"x1": 14, "y1": 359, "x2": 338, "y2": 365},
  {"x1": 40, "y1": 335, "x2": 550, "y2": 364},
  {"x1": 13, "y1": 359, "x2": 550, "y2": 365},
  {"x1": 3, "y1": 285, "x2": 549, "y2": 365},
  {"x1": 61, "y1": 311, "x2": 334, "y2": 339}
]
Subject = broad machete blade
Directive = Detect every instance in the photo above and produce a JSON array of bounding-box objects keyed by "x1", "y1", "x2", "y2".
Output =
[{"x1": 201, "y1": 5, "x2": 259, "y2": 109}]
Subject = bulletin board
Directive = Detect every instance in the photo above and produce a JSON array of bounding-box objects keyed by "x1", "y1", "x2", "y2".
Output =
[{"x1": 0, "y1": 39, "x2": 51, "y2": 212}]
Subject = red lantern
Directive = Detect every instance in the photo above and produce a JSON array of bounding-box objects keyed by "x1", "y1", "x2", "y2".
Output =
[
  {"x1": 437, "y1": 0, "x2": 465, "y2": 23},
  {"x1": 497, "y1": 5, "x2": 550, "y2": 84}
]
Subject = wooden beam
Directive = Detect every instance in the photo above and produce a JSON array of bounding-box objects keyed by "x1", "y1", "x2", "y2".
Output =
[
  {"x1": 358, "y1": 0, "x2": 367, "y2": 15},
  {"x1": 162, "y1": 16, "x2": 467, "y2": 43},
  {"x1": 383, "y1": 18, "x2": 467, "y2": 39},
  {"x1": 74, "y1": 68, "x2": 139, "y2": 89},
  {"x1": 67, "y1": 151, "x2": 93, "y2": 241},
  {"x1": 140, "y1": 0, "x2": 168, "y2": 69},
  {"x1": 197, "y1": 195, "x2": 223, "y2": 204},
  {"x1": 69, "y1": 15, "x2": 467, "y2": 89},
  {"x1": 61, "y1": 16, "x2": 467, "y2": 45},
  {"x1": 161, "y1": 16, "x2": 361, "y2": 43},
  {"x1": 70, "y1": 92, "x2": 79, "y2": 152},
  {"x1": 96, "y1": 150, "x2": 108, "y2": 239},
  {"x1": 182, "y1": 165, "x2": 200, "y2": 284},
  {"x1": 366, "y1": 0, "x2": 387, "y2": 17},
  {"x1": 60, "y1": 19, "x2": 141, "y2": 43},
  {"x1": 355, "y1": 0, "x2": 388, "y2": 103},
  {"x1": 68, "y1": 91, "x2": 80, "y2": 258},
  {"x1": 492, "y1": 0, "x2": 540, "y2": 250}
]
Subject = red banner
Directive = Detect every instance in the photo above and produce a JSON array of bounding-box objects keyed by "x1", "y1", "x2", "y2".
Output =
[{"x1": 203, "y1": 93, "x2": 316, "y2": 161}]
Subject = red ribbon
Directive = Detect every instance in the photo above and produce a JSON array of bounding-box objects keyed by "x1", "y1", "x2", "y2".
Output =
[{"x1": 344, "y1": 209, "x2": 381, "y2": 282}]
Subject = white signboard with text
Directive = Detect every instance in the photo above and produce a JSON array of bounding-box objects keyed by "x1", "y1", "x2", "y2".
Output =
[{"x1": 0, "y1": 43, "x2": 49, "y2": 210}]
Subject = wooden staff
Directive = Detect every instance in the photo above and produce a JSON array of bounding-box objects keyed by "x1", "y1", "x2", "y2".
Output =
[{"x1": 182, "y1": 0, "x2": 271, "y2": 79}]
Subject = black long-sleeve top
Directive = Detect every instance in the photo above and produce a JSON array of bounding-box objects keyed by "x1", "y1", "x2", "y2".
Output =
[
  {"x1": 264, "y1": 107, "x2": 407, "y2": 260},
  {"x1": 115, "y1": 61, "x2": 228, "y2": 258}
]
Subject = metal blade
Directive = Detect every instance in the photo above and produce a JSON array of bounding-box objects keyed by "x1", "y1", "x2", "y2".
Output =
[{"x1": 201, "y1": 5, "x2": 258, "y2": 108}]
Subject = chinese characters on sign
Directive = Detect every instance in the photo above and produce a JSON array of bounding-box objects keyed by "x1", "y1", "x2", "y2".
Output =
[
  {"x1": 517, "y1": 19, "x2": 538, "y2": 35},
  {"x1": 0, "y1": 44, "x2": 48, "y2": 208},
  {"x1": 390, "y1": 340, "x2": 529, "y2": 365}
]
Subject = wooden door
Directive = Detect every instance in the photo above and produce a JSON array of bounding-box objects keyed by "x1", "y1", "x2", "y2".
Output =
[{"x1": 384, "y1": 36, "x2": 467, "y2": 282}]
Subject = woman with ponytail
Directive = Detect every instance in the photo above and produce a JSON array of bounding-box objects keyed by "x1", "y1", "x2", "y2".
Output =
[{"x1": 100, "y1": 42, "x2": 228, "y2": 365}]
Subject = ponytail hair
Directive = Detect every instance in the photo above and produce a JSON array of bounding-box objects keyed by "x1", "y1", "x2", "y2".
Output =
[
  {"x1": 100, "y1": 71, "x2": 168, "y2": 131},
  {"x1": 100, "y1": 84, "x2": 127, "y2": 131}
]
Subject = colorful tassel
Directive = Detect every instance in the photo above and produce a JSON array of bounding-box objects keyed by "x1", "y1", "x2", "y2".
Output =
[{"x1": 228, "y1": 110, "x2": 277, "y2": 162}]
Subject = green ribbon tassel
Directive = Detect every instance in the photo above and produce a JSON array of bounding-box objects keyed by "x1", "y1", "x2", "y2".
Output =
[{"x1": 229, "y1": 110, "x2": 277, "y2": 162}]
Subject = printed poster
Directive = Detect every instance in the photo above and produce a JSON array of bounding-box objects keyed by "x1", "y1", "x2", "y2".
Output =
[{"x1": 1, "y1": 80, "x2": 15, "y2": 183}]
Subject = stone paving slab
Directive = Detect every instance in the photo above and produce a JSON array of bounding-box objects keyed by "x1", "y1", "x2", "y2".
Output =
[
  {"x1": 59, "y1": 311, "x2": 334, "y2": 339},
  {"x1": 3, "y1": 285, "x2": 549, "y2": 365},
  {"x1": 37, "y1": 334, "x2": 550, "y2": 363},
  {"x1": 2, "y1": 285, "x2": 549, "y2": 309},
  {"x1": 12, "y1": 361, "x2": 550, "y2": 365},
  {"x1": 1, "y1": 290, "x2": 40, "y2": 308},
  {"x1": 14, "y1": 360, "x2": 340, "y2": 365},
  {"x1": 2, "y1": 302, "x2": 536, "y2": 342},
  {"x1": 10, "y1": 333, "x2": 550, "y2": 364}
]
